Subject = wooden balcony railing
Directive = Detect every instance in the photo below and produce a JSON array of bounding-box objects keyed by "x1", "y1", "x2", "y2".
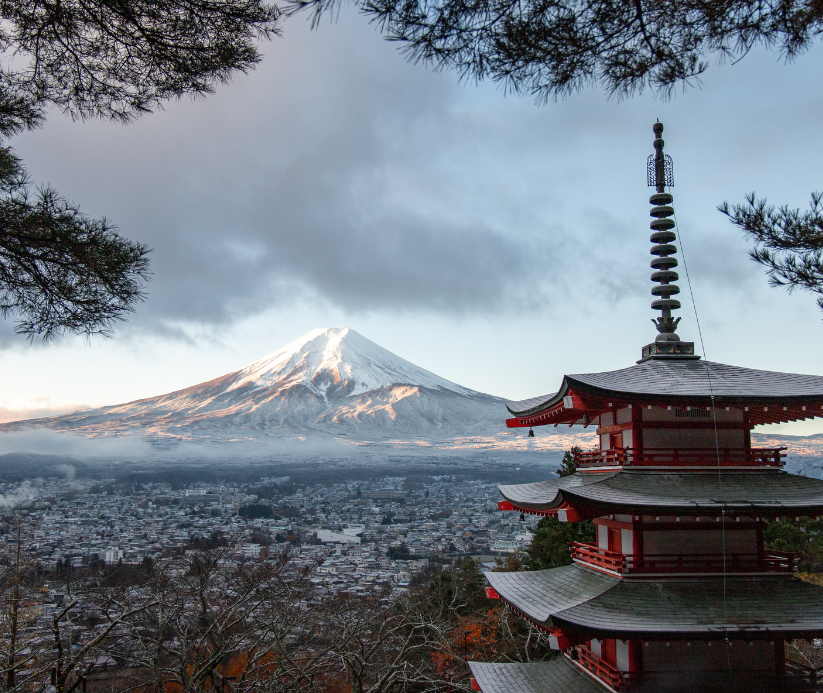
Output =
[
  {"x1": 574, "y1": 447, "x2": 786, "y2": 469},
  {"x1": 625, "y1": 551, "x2": 799, "y2": 574},
  {"x1": 570, "y1": 541, "x2": 624, "y2": 574},
  {"x1": 570, "y1": 541, "x2": 799, "y2": 575},
  {"x1": 575, "y1": 645, "x2": 621, "y2": 688}
]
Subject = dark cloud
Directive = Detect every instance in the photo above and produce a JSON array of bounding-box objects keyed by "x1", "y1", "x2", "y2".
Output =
[
  {"x1": 6, "y1": 13, "x2": 558, "y2": 341},
  {"x1": 11, "y1": 12, "x2": 560, "y2": 337},
  {"x1": 5, "y1": 12, "x2": 823, "y2": 345}
]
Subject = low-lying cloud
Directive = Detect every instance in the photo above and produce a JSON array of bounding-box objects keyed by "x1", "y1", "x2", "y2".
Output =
[
  {"x1": 0, "y1": 403, "x2": 90, "y2": 424},
  {"x1": 0, "y1": 429, "x2": 154, "y2": 459}
]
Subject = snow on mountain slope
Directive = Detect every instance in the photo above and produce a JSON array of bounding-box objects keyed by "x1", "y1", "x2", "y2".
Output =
[
  {"x1": 227, "y1": 327, "x2": 477, "y2": 400},
  {"x1": 2, "y1": 328, "x2": 513, "y2": 443}
]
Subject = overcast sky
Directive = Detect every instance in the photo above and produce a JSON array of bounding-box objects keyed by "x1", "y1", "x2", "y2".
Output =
[{"x1": 1, "y1": 9, "x2": 822, "y2": 435}]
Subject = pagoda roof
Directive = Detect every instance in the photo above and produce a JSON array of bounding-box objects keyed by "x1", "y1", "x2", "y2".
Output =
[
  {"x1": 499, "y1": 470, "x2": 823, "y2": 516},
  {"x1": 468, "y1": 659, "x2": 605, "y2": 693},
  {"x1": 468, "y1": 659, "x2": 820, "y2": 693},
  {"x1": 486, "y1": 565, "x2": 823, "y2": 638},
  {"x1": 507, "y1": 359, "x2": 823, "y2": 420}
]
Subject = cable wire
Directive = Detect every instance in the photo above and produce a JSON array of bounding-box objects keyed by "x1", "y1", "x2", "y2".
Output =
[{"x1": 672, "y1": 207, "x2": 732, "y2": 673}]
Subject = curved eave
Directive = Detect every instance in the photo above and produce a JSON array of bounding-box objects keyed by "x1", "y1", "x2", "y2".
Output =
[
  {"x1": 506, "y1": 360, "x2": 823, "y2": 426},
  {"x1": 498, "y1": 474, "x2": 618, "y2": 513},
  {"x1": 506, "y1": 378, "x2": 570, "y2": 418},
  {"x1": 487, "y1": 566, "x2": 823, "y2": 639},
  {"x1": 498, "y1": 471, "x2": 823, "y2": 516},
  {"x1": 468, "y1": 660, "x2": 605, "y2": 693},
  {"x1": 485, "y1": 565, "x2": 615, "y2": 624}
]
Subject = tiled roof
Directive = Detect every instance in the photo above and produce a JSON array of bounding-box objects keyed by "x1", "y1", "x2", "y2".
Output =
[
  {"x1": 498, "y1": 474, "x2": 616, "y2": 511},
  {"x1": 485, "y1": 565, "x2": 614, "y2": 622},
  {"x1": 507, "y1": 360, "x2": 823, "y2": 416},
  {"x1": 499, "y1": 470, "x2": 823, "y2": 514},
  {"x1": 468, "y1": 659, "x2": 606, "y2": 693},
  {"x1": 470, "y1": 660, "x2": 819, "y2": 693},
  {"x1": 563, "y1": 575, "x2": 823, "y2": 636},
  {"x1": 507, "y1": 393, "x2": 558, "y2": 415},
  {"x1": 487, "y1": 565, "x2": 823, "y2": 637}
]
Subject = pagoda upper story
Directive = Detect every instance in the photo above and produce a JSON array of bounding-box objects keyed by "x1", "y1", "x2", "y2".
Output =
[
  {"x1": 505, "y1": 120, "x2": 823, "y2": 472},
  {"x1": 505, "y1": 358, "x2": 823, "y2": 470}
]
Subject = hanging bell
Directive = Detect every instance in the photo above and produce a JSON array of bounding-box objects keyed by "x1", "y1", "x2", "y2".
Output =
[
  {"x1": 519, "y1": 513, "x2": 525, "y2": 522},
  {"x1": 528, "y1": 428, "x2": 535, "y2": 437}
]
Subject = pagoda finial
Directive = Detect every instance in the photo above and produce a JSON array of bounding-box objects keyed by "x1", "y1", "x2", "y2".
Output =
[
  {"x1": 639, "y1": 121, "x2": 700, "y2": 363},
  {"x1": 650, "y1": 120, "x2": 673, "y2": 193}
]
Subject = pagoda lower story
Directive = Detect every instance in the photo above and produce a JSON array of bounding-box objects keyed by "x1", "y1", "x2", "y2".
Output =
[{"x1": 471, "y1": 472, "x2": 823, "y2": 693}]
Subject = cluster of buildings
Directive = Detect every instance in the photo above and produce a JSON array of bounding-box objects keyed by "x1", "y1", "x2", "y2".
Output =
[{"x1": 0, "y1": 473, "x2": 539, "y2": 592}]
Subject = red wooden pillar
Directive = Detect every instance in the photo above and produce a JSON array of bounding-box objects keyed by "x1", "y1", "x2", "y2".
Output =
[
  {"x1": 633, "y1": 517, "x2": 643, "y2": 564},
  {"x1": 632, "y1": 404, "x2": 643, "y2": 463},
  {"x1": 609, "y1": 528, "x2": 623, "y2": 554},
  {"x1": 628, "y1": 639, "x2": 643, "y2": 675},
  {"x1": 756, "y1": 519, "x2": 765, "y2": 563},
  {"x1": 603, "y1": 639, "x2": 617, "y2": 667},
  {"x1": 774, "y1": 639, "x2": 786, "y2": 675}
]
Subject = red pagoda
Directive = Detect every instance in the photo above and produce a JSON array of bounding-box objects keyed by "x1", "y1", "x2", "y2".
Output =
[{"x1": 468, "y1": 122, "x2": 823, "y2": 693}]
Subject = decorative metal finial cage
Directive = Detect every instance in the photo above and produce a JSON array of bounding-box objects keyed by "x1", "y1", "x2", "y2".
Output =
[{"x1": 647, "y1": 153, "x2": 674, "y2": 188}]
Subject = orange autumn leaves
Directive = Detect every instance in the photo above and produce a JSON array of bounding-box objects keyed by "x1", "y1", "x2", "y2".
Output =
[{"x1": 431, "y1": 611, "x2": 500, "y2": 677}]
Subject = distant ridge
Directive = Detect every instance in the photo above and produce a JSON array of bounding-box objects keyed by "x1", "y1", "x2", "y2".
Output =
[{"x1": 1, "y1": 328, "x2": 514, "y2": 445}]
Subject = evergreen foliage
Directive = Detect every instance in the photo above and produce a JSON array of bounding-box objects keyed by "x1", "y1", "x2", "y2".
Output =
[
  {"x1": 765, "y1": 516, "x2": 823, "y2": 572},
  {"x1": 239, "y1": 503, "x2": 274, "y2": 519},
  {"x1": 525, "y1": 516, "x2": 595, "y2": 570},
  {"x1": 388, "y1": 543, "x2": 411, "y2": 559},
  {"x1": 557, "y1": 446, "x2": 582, "y2": 477},
  {"x1": 0, "y1": 145, "x2": 151, "y2": 339},
  {"x1": 0, "y1": 0, "x2": 280, "y2": 338},
  {"x1": 286, "y1": 0, "x2": 823, "y2": 102},
  {"x1": 720, "y1": 192, "x2": 823, "y2": 314}
]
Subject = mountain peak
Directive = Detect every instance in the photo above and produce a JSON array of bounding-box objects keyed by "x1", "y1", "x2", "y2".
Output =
[{"x1": 226, "y1": 327, "x2": 475, "y2": 401}]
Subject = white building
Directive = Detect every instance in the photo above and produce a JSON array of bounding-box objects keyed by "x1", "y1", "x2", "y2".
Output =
[
  {"x1": 490, "y1": 540, "x2": 519, "y2": 554},
  {"x1": 104, "y1": 547, "x2": 124, "y2": 565},
  {"x1": 240, "y1": 543, "x2": 261, "y2": 558},
  {"x1": 316, "y1": 530, "x2": 361, "y2": 545},
  {"x1": 341, "y1": 525, "x2": 365, "y2": 537}
]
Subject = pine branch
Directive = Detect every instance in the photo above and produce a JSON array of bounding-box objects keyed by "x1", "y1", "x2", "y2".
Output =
[
  {"x1": 0, "y1": 0, "x2": 283, "y2": 339},
  {"x1": 284, "y1": 0, "x2": 823, "y2": 102},
  {"x1": 719, "y1": 191, "x2": 823, "y2": 313},
  {"x1": 2, "y1": 0, "x2": 281, "y2": 123},
  {"x1": 0, "y1": 146, "x2": 151, "y2": 339}
]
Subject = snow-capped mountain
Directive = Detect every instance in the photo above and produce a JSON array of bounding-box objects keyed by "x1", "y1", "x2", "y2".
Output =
[
  {"x1": 226, "y1": 327, "x2": 478, "y2": 401},
  {"x1": 4, "y1": 328, "x2": 512, "y2": 444}
]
